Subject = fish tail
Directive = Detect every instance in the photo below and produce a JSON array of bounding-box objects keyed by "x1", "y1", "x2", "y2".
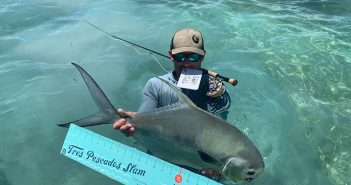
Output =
[{"x1": 57, "y1": 63, "x2": 118, "y2": 127}]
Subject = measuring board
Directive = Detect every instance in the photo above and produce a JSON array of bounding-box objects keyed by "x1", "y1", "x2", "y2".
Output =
[{"x1": 60, "y1": 124, "x2": 222, "y2": 185}]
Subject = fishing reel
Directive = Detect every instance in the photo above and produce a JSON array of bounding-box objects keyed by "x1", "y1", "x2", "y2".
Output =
[{"x1": 206, "y1": 77, "x2": 225, "y2": 98}]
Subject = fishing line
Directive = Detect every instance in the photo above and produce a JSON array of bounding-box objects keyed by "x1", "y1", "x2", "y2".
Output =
[
  {"x1": 83, "y1": 19, "x2": 238, "y2": 86},
  {"x1": 119, "y1": 38, "x2": 170, "y2": 73},
  {"x1": 119, "y1": 41, "x2": 171, "y2": 73},
  {"x1": 83, "y1": 19, "x2": 170, "y2": 73}
]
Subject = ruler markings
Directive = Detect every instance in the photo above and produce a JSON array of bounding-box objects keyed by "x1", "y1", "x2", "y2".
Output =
[{"x1": 60, "y1": 124, "x2": 222, "y2": 185}]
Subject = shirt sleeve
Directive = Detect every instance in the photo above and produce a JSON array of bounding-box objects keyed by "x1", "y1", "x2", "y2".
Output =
[
  {"x1": 207, "y1": 83, "x2": 231, "y2": 120},
  {"x1": 138, "y1": 78, "x2": 159, "y2": 113}
]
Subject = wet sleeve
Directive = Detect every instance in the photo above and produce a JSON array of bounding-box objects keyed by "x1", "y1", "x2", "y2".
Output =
[
  {"x1": 138, "y1": 78, "x2": 159, "y2": 113},
  {"x1": 208, "y1": 84, "x2": 231, "y2": 120}
]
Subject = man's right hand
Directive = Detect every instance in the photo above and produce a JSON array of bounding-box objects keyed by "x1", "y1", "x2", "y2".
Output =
[
  {"x1": 200, "y1": 168, "x2": 222, "y2": 182},
  {"x1": 113, "y1": 108, "x2": 137, "y2": 136}
]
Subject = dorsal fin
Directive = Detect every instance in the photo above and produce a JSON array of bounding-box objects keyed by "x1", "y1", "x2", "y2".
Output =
[{"x1": 156, "y1": 77, "x2": 200, "y2": 109}]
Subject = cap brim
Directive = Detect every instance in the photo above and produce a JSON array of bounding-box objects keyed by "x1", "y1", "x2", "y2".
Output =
[{"x1": 171, "y1": 47, "x2": 205, "y2": 56}]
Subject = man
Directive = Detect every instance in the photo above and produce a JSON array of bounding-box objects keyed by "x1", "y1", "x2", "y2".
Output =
[
  {"x1": 113, "y1": 28, "x2": 231, "y2": 136},
  {"x1": 113, "y1": 28, "x2": 231, "y2": 181}
]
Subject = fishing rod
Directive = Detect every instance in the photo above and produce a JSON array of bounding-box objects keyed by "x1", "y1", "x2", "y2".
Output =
[{"x1": 83, "y1": 19, "x2": 238, "y2": 86}]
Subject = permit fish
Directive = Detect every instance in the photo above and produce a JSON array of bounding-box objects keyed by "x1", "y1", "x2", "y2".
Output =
[{"x1": 58, "y1": 63, "x2": 264, "y2": 183}]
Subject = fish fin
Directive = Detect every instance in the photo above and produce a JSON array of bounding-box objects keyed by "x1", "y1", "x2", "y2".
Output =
[
  {"x1": 156, "y1": 77, "x2": 198, "y2": 108},
  {"x1": 72, "y1": 63, "x2": 117, "y2": 114},
  {"x1": 57, "y1": 113, "x2": 108, "y2": 127},
  {"x1": 58, "y1": 63, "x2": 118, "y2": 128},
  {"x1": 198, "y1": 151, "x2": 220, "y2": 164}
]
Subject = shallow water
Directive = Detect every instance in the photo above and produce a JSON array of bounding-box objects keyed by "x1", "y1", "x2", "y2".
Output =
[{"x1": 0, "y1": 0, "x2": 350, "y2": 185}]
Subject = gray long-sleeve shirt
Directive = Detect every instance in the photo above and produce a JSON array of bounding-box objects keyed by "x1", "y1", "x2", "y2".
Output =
[{"x1": 138, "y1": 72, "x2": 231, "y2": 120}]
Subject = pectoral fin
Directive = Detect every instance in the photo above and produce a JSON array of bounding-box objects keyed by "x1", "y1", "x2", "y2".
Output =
[{"x1": 197, "y1": 151, "x2": 220, "y2": 165}]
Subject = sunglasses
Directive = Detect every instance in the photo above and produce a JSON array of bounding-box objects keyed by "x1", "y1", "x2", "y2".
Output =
[{"x1": 173, "y1": 53, "x2": 202, "y2": 63}]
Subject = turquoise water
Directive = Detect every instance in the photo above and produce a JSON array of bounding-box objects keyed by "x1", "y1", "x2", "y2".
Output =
[{"x1": 1, "y1": 0, "x2": 350, "y2": 185}]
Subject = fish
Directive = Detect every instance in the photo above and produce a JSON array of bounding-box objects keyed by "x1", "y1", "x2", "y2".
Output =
[{"x1": 58, "y1": 63, "x2": 264, "y2": 183}]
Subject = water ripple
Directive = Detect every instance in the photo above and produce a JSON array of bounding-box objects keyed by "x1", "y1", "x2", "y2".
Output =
[{"x1": 0, "y1": 0, "x2": 350, "y2": 185}]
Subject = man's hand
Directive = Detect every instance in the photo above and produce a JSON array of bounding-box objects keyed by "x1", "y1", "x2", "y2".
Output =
[
  {"x1": 200, "y1": 168, "x2": 222, "y2": 182},
  {"x1": 113, "y1": 108, "x2": 137, "y2": 136}
]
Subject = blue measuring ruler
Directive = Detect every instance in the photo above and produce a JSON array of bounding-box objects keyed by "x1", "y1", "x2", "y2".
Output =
[{"x1": 60, "y1": 124, "x2": 222, "y2": 185}]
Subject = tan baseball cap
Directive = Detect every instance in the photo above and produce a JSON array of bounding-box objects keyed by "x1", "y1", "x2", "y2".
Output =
[{"x1": 170, "y1": 28, "x2": 205, "y2": 56}]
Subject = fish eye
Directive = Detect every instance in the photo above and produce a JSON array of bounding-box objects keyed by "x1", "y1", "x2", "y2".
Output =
[{"x1": 247, "y1": 169, "x2": 255, "y2": 176}]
